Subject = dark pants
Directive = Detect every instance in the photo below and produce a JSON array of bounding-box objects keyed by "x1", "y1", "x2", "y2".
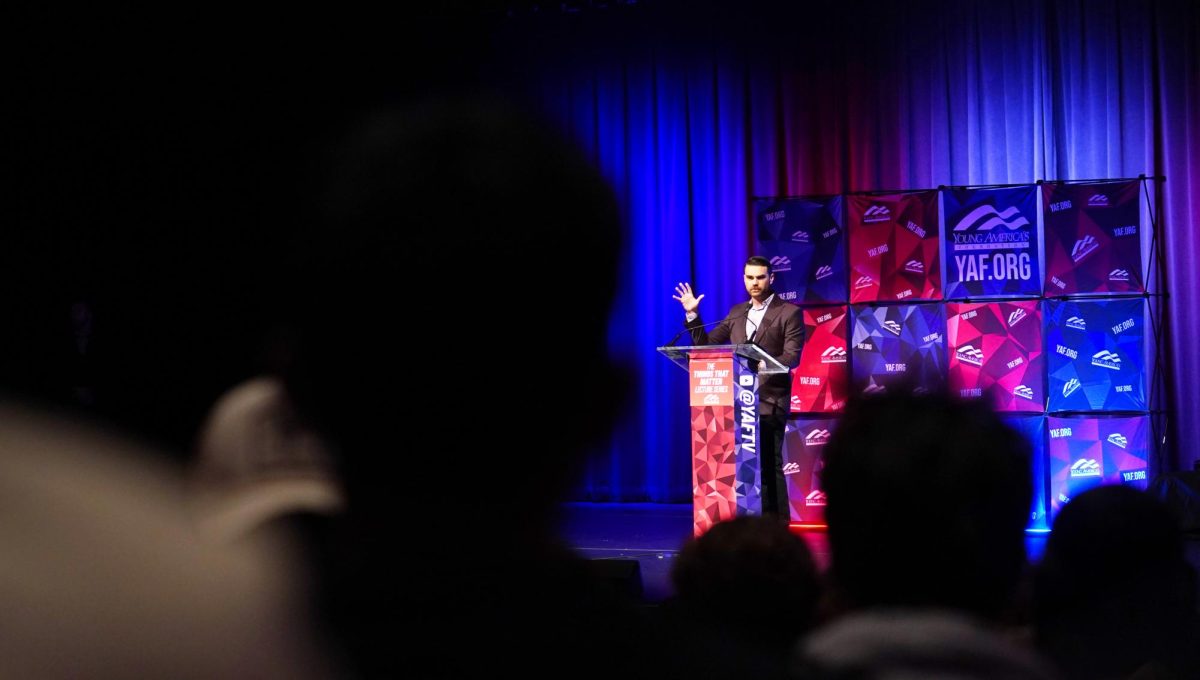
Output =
[{"x1": 758, "y1": 407, "x2": 790, "y2": 520}]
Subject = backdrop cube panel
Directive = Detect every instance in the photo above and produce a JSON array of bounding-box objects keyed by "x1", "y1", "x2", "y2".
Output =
[
  {"x1": 944, "y1": 185, "x2": 1041, "y2": 299},
  {"x1": 848, "y1": 191, "x2": 941, "y2": 303},
  {"x1": 791, "y1": 305, "x2": 850, "y2": 413},
  {"x1": 782, "y1": 416, "x2": 838, "y2": 524},
  {"x1": 851, "y1": 303, "x2": 947, "y2": 396},
  {"x1": 756, "y1": 196, "x2": 847, "y2": 304},
  {"x1": 1047, "y1": 415, "x2": 1150, "y2": 519},
  {"x1": 1043, "y1": 180, "x2": 1143, "y2": 295},
  {"x1": 1045, "y1": 298, "x2": 1147, "y2": 412},
  {"x1": 947, "y1": 300, "x2": 1044, "y2": 412}
]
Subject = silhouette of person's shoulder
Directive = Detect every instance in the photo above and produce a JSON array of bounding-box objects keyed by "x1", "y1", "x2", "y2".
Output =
[{"x1": 0, "y1": 400, "x2": 332, "y2": 678}]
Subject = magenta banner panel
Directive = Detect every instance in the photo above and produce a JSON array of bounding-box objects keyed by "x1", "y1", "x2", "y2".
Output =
[
  {"x1": 1043, "y1": 180, "x2": 1143, "y2": 295},
  {"x1": 947, "y1": 300, "x2": 1044, "y2": 412}
]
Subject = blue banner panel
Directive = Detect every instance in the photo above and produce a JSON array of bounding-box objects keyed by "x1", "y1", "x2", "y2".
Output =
[
  {"x1": 732, "y1": 354, "x2": 763, "y2": 517},
  {"x1": 782, "y1": 416, "x2": 838, "y2": 524},
  {"x1": 944, "y1": 185, "x2": 1041, "y2": 299},
  {"x1": 1003, "y1": 415, "x2": 1049, "y2": 532},
  {"x1": 1045, "y1": 299, "x2": 1147, "y2": 412},
  {"x1": 756, "y1": 196, "x2": 847, "y2": 304},
  {"x1": 850, "y1": 303, "x2": 947, "y2": 395},
  {"x1": 1047, "y1": 415, "x2": 1150, "y2": 520}
]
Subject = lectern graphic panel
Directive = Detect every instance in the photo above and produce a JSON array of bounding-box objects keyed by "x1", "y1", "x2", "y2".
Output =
[
  {"x1": 1047, "y1": 415, "x2": 1150, "y2": 518},
  {"x1": 690, "y1": 403, "x2": 740, "y2": 532},
  {"x1": 851, "y1": 303, "x2": 947, "y2": 395},
  {"x1": 660, "y1": 345, "x2": 777, "y2": 535},
  {"x1": 1043, "y1": 180, "x2": 1143, "y2": 295},
  {"x1": 782, "y1": 416, "x2": 837, "y2": 524},
  {"x1": 848, "y1": 191, "x2": 941, "y2": 303},
  {"x1": 756, "y1": 196, "x2": 847, "y2": 303},
  {"x1": 791, "y1": 305, "x2": 850, "y2": 413},
  {"x1": 947, "y1": 301, "x2": 1044, "y2": 412},
  {"x1": 1045, "y1": 299, "x2": 1146, "y2": 412}
]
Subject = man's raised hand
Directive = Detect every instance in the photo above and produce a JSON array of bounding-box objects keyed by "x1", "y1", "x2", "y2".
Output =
[{"x1": 672, "y1": 282, "x2": 704, "y2": 314}]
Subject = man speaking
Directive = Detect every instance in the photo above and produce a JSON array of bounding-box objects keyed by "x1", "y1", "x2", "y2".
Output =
[{"x1": 672, "y1": 256, "x2": 804, "y2": 519}]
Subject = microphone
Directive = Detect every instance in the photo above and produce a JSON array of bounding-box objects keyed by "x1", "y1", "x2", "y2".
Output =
[
  {"x1": 663, "y1": 316, "x2": 727, "y2": 347},
  {"x1": 663, "y1": 307, "x2": 753, "y2": 347}
]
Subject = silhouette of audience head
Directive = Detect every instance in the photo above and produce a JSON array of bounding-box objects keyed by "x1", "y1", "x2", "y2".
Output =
[
  {"x1": 285, "y1": 94, "x2": 627, "y2": 538},
  {"x1": 672, "y1": 515, "x2": 820, "y2": 649},
  {"x1": 1034, "y1": 485, "x2": 1199, "y2": 680},
  {"x1": 278, "y1": 95, "x2": 640, "y2": 677},
  {"x1": 819, "y1": 390, "x2": 1033, "y2": 619}
]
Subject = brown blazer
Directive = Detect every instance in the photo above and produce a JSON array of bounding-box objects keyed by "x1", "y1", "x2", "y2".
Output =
[{"x1": 687, "y1": 294, "x2": 805, "y2": 415}]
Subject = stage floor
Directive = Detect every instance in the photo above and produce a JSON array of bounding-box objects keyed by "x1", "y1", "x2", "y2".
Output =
[
  {"x1": 558, "y1": 502, "x2": 1200, "y2": 604},
  {"x1": 558, "y1": 502, "x2": 832, "y2": 602}
]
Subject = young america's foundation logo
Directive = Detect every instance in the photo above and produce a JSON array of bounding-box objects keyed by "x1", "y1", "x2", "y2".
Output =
[
  {"x1": 1091, "y1": 350, "x2": 1121, "y2": 370},
  {"x1": 863, "y1": 205, "x2": 890, "y2": 223},
  {"x1": 1007, "y1": 308, "x2": 1027, "y2": 327},
  {"x1": 1013, "y1": 385, "x2": 1035, "y2": 401},
  {"x1": 805, "y1": 429, "x2": 831, "y2": 447},
  {"x1": 820, "y1": 347, "x2": 847, "y2": 363},
  {"x1": 882, "y1": 320, "x2": 902, "y2": 336},
  {"x1": 904, "y1": 260, "x2": 924, "y2": 273},
  {"x1": 814, "y1": 265, "x2": 833, "y2": 280},
  {"x1": 1106, "y1": 433, "x2": 1128, "y2": 449},
  {"x1": 1071, "y1": 235, "x2": 1099, "y2": 262},
  {"x1": 791, "y1": 230, "x2": 809, "y2": 243},
  {"x1": 1062, "y1": 378, "x2": 1082, "y2": 397},
  {"x1": 1109, "y1": 268, "x2": 1130, "y2": 282},
  {"x1": 782, "y1": 462, "x2": 801, "y2": 475},
  {"x1": 770, "y1": 255, "x2": 792, "y2": 272},
  {"x1": 1070, "y1": 459, "x2": 1102, "y2": 477},
  {"x1": 804, "y1": 490, "x2": 827, "y2": 506},
  {"x1": 854, "y1": 275, "x2": 874, "y2": 290},
  {"x1": 1087, "y1": 193, "x2": 1110, "y2": 207},
  {"x1": 951, "y1": 204, "x2": 1030, "y2": 232},
  {"x1": 1066, "y1": 316, "x2": 1087, "y2": 330},
  {"x1": 955, "y1": 344, "x2": 984, "y2": 367}
]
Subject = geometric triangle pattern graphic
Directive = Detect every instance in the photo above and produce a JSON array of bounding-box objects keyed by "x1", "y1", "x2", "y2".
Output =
[
  {"x1": 1045, "y1": 298, "x2": 1147, "y2": 412},
  {"x1": 782, "y1": 416, "x2": 837, "y2": 524},
  {"x1": 756, "y1": 195, "x2": 847, "y2": 304},
  {"x1": 1043, "y1": 180, "x2": 1143, "y2": 295},
  {"x1": 690, "y1": 405, "x2": 737, "y2": 536},
  {"x1": 851, "y1": 303, "x2": 947, "y2": 395},
  {"x1": 791, "y1": 305, "x2": 850, "y2": 413},
  {"x1": 848, "y1": 191, "x2": 941, "y2": 303},
  {"x1": 947, "y1": 300, "x2": 1044, "y2": 412},
  {"x1": 1046, "y1": 414, "x2": 1149, "y2": 520}
]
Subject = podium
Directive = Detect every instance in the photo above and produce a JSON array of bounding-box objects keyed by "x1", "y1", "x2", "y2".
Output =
[{"x1": 657, "y1": 343, "x2": 789, "y2": 535}]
